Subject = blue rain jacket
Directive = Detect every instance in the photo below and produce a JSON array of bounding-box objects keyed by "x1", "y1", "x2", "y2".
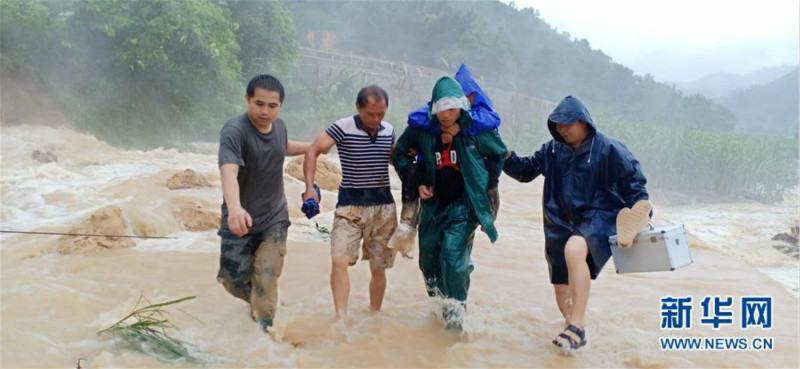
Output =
[
  {"x1": 407, "y1": 64, "x2": 501, "y2": 136},
  {"x1": 503, "y1": 95, "x2": 649, "y2": 272}
]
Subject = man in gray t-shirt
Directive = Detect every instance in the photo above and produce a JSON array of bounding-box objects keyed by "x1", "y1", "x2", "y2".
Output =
[
  {"x1": 218, "y1": 113, "x2": 288, "y2": 234},
  {"x1": 216, "y1": 75, "x2": 310, "y2": 333}
]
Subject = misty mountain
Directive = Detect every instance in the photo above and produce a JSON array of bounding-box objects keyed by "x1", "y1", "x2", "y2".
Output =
[
  {"x1": 676, "y1": 65, "x2": 796, "y2": 100},
  {"x1": 285, "y1": 0, "x2": 735, "y2": 132},
  {"x1": 721, "y1": 68, "x2": 799, "y2": 136},
  {"x1": 629, "y1": 37, "x2": 799, "y2": 83}
]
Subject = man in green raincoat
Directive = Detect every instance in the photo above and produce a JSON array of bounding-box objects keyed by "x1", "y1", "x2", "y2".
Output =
[{"x1": 392, "y1": 77, "x2": 506, "y2": 331}]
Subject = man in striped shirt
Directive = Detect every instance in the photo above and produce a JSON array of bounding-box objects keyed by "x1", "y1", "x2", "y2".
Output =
[{"x1": 303, "y1": 85, "x2": 398, "y2": 319}]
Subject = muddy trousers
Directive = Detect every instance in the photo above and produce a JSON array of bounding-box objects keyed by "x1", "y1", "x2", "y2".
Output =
[
  {"x1": 418, "y1": 197, "x2": 478, "y2": 303},
  {"x1": 217, "y1": 220, "x2": 289, "y2": 323}
]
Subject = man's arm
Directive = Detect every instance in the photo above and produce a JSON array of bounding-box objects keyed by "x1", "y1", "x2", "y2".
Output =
[
  {"x1": 407, "y1": 105, "x2": 434, "y2": 131},
  {"x1": 286, "y1": 140, "x2": 312, "y2": 157},
  {"x1": 503, "y1": 143, "x2": 548, "y2": 183},
  {"x1": 477, "y1": 130, "x2": 508, "y2": 174},
  {"x1": 391, "y1": 127, "x2": 419, "y2": 176},
  {"x1": 467, "y1": 104, "x2": 501, "y2": 136},
  {"x1": 302, "y1": 132, "x2": 337, "y2": 202},
  {"x1": 220, "y1": 163, "x2": 252, "y2": 237},
  {"x1": 610, "y1": 144, "x2": 649, "y2": 208}
]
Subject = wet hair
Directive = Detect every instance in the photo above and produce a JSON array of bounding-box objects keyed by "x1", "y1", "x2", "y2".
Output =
[
  {"x1": 356, "y1": 85, "x2": 389, "y2": 108},
  {"x1": 246, "y1": 74, "x2": 285, "y2": 102}
]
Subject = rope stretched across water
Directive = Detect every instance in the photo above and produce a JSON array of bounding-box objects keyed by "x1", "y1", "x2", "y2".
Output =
[{"x1": 0, "y1": 230, "x2": 177, "y2": 239}]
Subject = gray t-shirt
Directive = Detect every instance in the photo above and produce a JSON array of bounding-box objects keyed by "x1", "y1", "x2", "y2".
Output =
[{"x1": 218, "y1": 113, "x2": 288, "y2": 234}]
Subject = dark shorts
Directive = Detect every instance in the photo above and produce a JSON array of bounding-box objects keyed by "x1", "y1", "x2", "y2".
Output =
[
  {"x1": 545, "y1": 232, "x2": 600, "y2": 285},
  {"x1": 216, "y1": 220, "x2": 290, "y2": 303}
]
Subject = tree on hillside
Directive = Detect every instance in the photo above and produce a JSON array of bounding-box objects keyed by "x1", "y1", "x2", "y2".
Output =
[
  {"x1": 228, "y1": 0, "x2": 299, "y2": 78},
  {"x1": 59, "y1": 0, "x2": 241, "y2": 145},
  {"x1": 2, "y1": 0, "x2": 300, "y2": 147}
]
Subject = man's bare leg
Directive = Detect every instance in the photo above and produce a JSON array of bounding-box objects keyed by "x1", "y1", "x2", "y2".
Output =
[
  {"x1": 369, "y1": 267, "x2": 387, "y2": 311},
  {"x1": 555, "y1": 235, "x2": 591, "y2": 346},
  {"x1": 553, "y1": 284, "x2": 572, "y2": 324},
  {"x1": 331, "y1": 255, "x2": 351, "y2": 319}
]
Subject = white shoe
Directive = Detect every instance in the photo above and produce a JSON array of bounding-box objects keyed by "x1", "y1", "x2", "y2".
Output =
[{"x1": 615, "y1": 199, "x2": 652, "y2": 248}]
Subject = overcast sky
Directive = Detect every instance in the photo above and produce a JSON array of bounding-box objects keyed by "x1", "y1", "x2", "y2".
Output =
[{"x1": 506, "y1": 0, "x2": 800, "y2": 82}]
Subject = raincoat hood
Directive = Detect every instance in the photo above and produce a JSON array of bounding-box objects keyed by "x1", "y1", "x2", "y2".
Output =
[
  {"x1": 455, "y1": 63, "x2": 494, "y2": 109},
  {"x1": 547, "y1": 95, "x2": 597, "y2": 143},
  {"x1": 427, "y1": 77, "x2": 472, "y2": 129}
]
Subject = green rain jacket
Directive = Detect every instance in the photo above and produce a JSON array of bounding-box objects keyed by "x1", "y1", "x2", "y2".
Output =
[{"x1": 393, "y1": 77, "x2": 507, "y2": 243}]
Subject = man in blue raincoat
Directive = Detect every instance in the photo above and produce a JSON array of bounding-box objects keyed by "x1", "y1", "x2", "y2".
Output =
[{"x1": 504, "y1": 95, "x2": 652, "y2": 351}]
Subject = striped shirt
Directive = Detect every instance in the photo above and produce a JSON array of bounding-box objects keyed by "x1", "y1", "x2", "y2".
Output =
[{"x1": 325, "y1": 115, "x2": 395, "y2": 207}]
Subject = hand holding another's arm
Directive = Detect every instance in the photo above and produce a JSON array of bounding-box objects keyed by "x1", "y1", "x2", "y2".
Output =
[
  {"x1": 418, "y1": 185, "x2": 434, "y2": 200},
  {"x1": 303, "y1": 132, "x2": 336, "y2": 202}
]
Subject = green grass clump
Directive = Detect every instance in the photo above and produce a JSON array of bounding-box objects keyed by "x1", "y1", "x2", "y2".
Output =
[{"x1": 98, "y1": 295, "x2": 199, "y2": 362}]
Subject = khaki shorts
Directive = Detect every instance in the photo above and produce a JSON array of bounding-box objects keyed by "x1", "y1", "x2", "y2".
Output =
[{"x1": 331, "y1": 203, "x2": 398, "y2": 270}]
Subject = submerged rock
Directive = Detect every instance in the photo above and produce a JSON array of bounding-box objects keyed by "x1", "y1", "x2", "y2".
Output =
[
  {"x1": 172, "y1": 200, "x2": 220, "y2": 231},
  {"x1": 771, "y1": 232, "x2": 798, "y2": 245},
  {"x1": 32, "y1": 149, "x2": 57, "y2": 163},
  {"x1": 58, "y1": 206, "x2": 135, "y2": 255},
  {"x1": 771, "y1": 229, "x2": 799, "y2": 259},
  {"x1": 166, "y1": 169, "x2": 211, "y2": 190},
  {"x1": 285, "y1": 156, "x2": 342, "y2": 191}
]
